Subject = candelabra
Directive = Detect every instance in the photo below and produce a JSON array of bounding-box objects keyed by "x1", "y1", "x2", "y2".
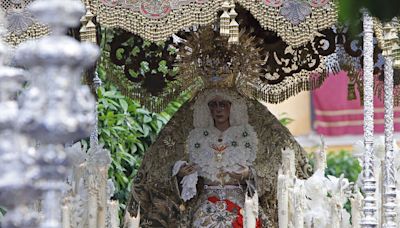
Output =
[
  {"x1": 0, "y1": 0, "x2": 99, "y2": 227},
  {"x1": 0, "y1": 11, "x2": 44, "y2": 227},
  {"x1": 0, "y1": 45, "x2": 42, "y2": 228}
]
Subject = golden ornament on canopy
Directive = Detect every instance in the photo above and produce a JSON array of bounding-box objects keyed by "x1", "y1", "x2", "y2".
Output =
[
  {"x1": 1, "y1": 0, "x2": 49, "y2": 46},
  {"x1": 88, "y1": 0, "x2": 338, "y2": 47},
  {"x1": 373, "y1": 17, "x2": 400, "y2": 69}
]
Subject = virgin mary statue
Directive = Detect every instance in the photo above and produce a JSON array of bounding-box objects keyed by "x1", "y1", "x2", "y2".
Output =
[
  {"x1": 125, "y1": 28, "x2": 311, "y2": 227},
  {"x1": 125, "y1": 88, "x2": 310, "y2": 227}
]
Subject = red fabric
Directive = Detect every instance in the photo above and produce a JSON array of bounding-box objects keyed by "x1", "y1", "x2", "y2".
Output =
[
  {"x1": 207, "y1": 196, "x2": 261, "y2": 228},
  {"x1": 312, "y1": 71, "x2": 400, "y2": 136}
]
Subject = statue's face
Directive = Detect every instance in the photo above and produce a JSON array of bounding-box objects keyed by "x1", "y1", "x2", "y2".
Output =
[{"x1": 208, "y1": 96, "x2": 231, "y2": 126}]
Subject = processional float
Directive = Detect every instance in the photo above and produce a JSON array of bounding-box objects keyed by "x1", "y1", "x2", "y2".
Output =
[{"x1": 0, "y1": 0, "x2": 400, "y2": 227}]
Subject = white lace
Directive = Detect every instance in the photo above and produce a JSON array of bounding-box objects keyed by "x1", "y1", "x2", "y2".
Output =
[
  {"x1": 188, "y1": 124, "x2": 258, "y2": 182},
  {"x1": 173, "y1": 89, "x2": 258, "y2": 201}
]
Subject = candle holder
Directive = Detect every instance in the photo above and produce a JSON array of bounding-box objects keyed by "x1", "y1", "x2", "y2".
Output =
[{"x1": 7, "y1": 0, "x2": 99, "y2": 227}]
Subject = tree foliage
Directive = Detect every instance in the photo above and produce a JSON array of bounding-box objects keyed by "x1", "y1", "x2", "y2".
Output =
[
  {"x1": 325, "y1": 150, "x2": 362, "y2": 183},
  {"x1": 97, "y1": 64, "x2": 189, "y2": 209}
]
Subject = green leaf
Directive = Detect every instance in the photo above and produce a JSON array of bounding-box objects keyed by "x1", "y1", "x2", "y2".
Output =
[
  {"x1": 119, "y1": 99, "x2": 128, "y2": 113},
  {"x1": 142, "y1": 124, "x2": 151, "y2": 137},
  {"x1": 140, "y1": 61, "x2": 150, "y2": 73},
  {"x1": 128, "y1": 69, "x2": 139, "y2": 79},
  {"x1": 143, "y1": 115, "x2": 152, "y2": 123},
  {"x1": 136, "y1": 108, "x2": 150, "y2": 115},
  {"x1": 102, "y1": 128, "x2": 111, "y2": 137},
  {"x1": 130, "y1": 46, "x2": 140, "y2": 56},
  {"x1": 0, "y1": 207, "x2": 6, "y2": 215},
  {"x1": 104, "y1": 90, "x2": 116, "y2": 97},
  {"x1": 136, "y1": 142, "x2": 145, "y2": 152},
  {"x1": 130, "y1": 144, "x2": 138, "y2": 154},
  {"x1": 116, "y1": 48, "x2": 125, "y2": 60},
  {"x1": 97, "y1": 87, "x2": 105, "y2": 98},
  {"x1": 158, "y1": 60, "x2": 169, "y2": 75}
]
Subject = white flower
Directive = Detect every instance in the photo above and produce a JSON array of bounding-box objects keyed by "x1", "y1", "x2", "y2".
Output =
[
  {"x1": 280, "y1": 0, "x2": 311, "y2": 25},
  {"x1": 6, "y1": 8, "x2": 34, "y2": 35}
]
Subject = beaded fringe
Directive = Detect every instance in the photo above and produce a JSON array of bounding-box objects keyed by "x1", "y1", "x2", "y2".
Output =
[
  {"x1": 4, "y1": 23, "x2": 49, "y2": 46},
  {"x1": 89, "y1": 0, "x2": 337, "y2": 47}
]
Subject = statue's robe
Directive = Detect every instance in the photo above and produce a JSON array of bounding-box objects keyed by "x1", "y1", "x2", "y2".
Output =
[{"x1": 125, "y1": 89, "x2": 311, "y2": 227}]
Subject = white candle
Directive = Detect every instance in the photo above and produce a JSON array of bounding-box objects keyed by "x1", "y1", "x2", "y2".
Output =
[
  {"x1": 293, "y1": 183, "x2": 304, "y2": 228},
  {"x1": 314, "y1": 141, "x2": 327, "y2": 171},
  {"x1": 97, "y1": 168, "x2": 108, "y2": 228},
  {"x1": 108, "y1": 200, "x2": 120, "y2": 228},
  {"x1": 351, "y1": 189, "x2": 363, "y2": 228},
  {"x1": 88, "y1": 175, "x2": 98, "y2": 228},
  {"x1": 281, "y1": 148, "x2": 295, "y2": 177},
  {"x1": 244, "y1": 191, "x2": 258, "y2": 228},
  {"x1": 330, "y1": 198, "x2": 340, "y2": 228},
  {"x1": 124, "y1": 206, "x2": 140, "y2": 228},
  {"x1": 278, "y1": 169, "x2": 289, "y2": 228},
  {"x1": 62, "y1": 205, "x2": 70, "y2": 228}
]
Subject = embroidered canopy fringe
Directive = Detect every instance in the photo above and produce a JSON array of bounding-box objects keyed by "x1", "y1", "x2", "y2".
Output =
[
  {"x1": 88, "y1": 0, "x2": 338, "y2": 47},
  {"x1": 104, "y1": 57, "x2": 203, "y2": 113},
  {"x1": 2, "y1": 0, "x2": 337, "y2": 47},
  {"x1": 105, "y1": 70, "x2": 203, "y2": 113},
  {"x1": 247, "y1": 62, "x2": 329, "y2": 104},
  {"x1": 4, "y1": 23, "x2": 49, "y2": 46}
]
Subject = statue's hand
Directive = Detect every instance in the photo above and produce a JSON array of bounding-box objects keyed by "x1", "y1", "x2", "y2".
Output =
[
  {"x1": 228, "y1": 165, "x2": 249, "y2": 181},
  {"x1": 177, "y1": 164, "x2": 198, "y2": 177}
]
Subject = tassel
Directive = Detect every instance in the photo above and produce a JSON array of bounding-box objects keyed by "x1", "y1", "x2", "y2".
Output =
[
  {"x1": 85, "y1": 14, "x2": 97, "y2": 43},
  {"x1": 220, "y1": 1, "x2": 230, "y2": 37},
  {"x1": 382, "y1": 22, "x2": 395, "y2": 57},
  {"x1": 347, "y1": 82, "x2": 356, "y2": 100},
  {"x1": 79, "y1": 14, "x2": 88, "y2": 41},
  {"x1": 80, "y1": 1, "x2": 97, "y2": 43},
  {"x1": 382, "y1": 19, "x2": 400, "y2": 69},
  {"x1": 228, "y1": 4, "x2": 239, "y2": 44},
  {"x1": 397, "y1": 21, "x2": 400, "y2": 68},
  {"x1": 228, "y1": 6, "x2": 239, "y2": 44},
  {"x1": 393, "y1": 41, "x2": 400, "y2": 69}
]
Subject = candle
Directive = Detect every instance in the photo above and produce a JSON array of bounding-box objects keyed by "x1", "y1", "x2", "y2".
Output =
[
  {"x1": 281, "y1": 148, "x2": 295, "y2": 177},
  {"x1": 330, "y1": 198, "x2": 340, "y2": 228},
  {"x1": 108, "y1": 200, "x2": 120, "y2": 228},
  {"x1": 88, "y1": 175, "x2": 98, "y2": 228},
  {"x1": 124, "y1": 205, "x2": 140, "y2": 228},
  {"x1": 293, "y1": 183, "x2": 304, "y2": 228},
  {"x1": 97, "y1": 168, "x2": 108, "y2": 228},
  {"x1": 351, "y1": 189, "x2": 363, "y2": 228},
  {"x1": 244, "y1": 191, "x2": 258, "y2": 228},
  {"x1": 62, "y1": 205, "x2": 70, "y2": 228},
  {"x1": 278, "y1": 168, "x2": 289, "y2": 228}
]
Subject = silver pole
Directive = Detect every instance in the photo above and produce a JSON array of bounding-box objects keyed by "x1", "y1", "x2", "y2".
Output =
[
  {"x1": 89, "y1": 72, "x2": 102, "y2": 152},
  {"x1": 361, "y1": 10, "x2": 378, "y2": 228},
  {"x1": 383, "y1": 55, "x2": 397, "y2": 228}
]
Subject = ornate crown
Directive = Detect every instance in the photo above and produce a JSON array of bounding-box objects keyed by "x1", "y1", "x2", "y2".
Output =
[
  {"x1": 206, "y1": 71, "x2": 236, "y2": 88},
  {"x1": 177, "y1": 27, "x2": 262, "y2": 90}
]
